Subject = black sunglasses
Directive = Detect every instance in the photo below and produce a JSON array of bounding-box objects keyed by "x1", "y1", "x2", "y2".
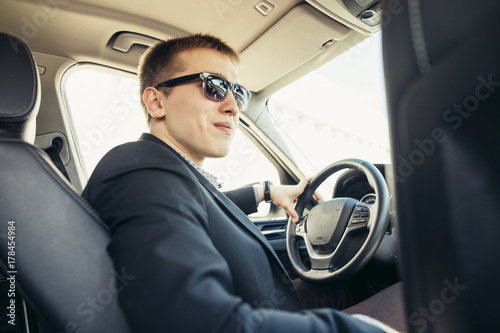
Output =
[{"x1": 155, "y1": 72, "x2": 252, "y2": 111}]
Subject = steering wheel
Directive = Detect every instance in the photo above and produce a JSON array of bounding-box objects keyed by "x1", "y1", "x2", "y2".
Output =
[{"x1": 286, "y1": 159, "x2": 390, "y2": 284}]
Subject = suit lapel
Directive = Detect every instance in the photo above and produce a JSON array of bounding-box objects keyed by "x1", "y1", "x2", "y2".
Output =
[
  {"x1": 193, "y1": 166, "x2": 299, "y2": 301},
  {"x1": 140, "y1": 133, "x2": 289, "y2": 272},
  {"x1": 196, "y1": 173, "x2": 282, "y2": 259}
]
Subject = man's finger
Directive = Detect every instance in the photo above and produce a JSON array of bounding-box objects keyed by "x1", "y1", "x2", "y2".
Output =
[{"x1": 287, "y1": 207, "x2": 299, "y2": 223}]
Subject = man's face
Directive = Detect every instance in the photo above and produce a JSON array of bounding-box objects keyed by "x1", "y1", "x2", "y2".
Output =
[{"x1": 150, "y1": 48, "x2": 241, "y2": 165}]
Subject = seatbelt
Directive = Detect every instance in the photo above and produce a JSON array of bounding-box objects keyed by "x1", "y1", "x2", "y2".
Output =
[{"x1": 43, "y1": 137, "x2": 70, "y2": 181}]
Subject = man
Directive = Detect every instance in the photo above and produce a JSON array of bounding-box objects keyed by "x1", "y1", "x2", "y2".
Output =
[{"x1": 83, "y1": 34, "x2": 399, "y2": 332}]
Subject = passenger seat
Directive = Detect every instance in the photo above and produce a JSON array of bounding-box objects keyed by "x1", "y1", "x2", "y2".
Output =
[{"x1": 0, "y1": 32, "x2": 131, "y2": 333}]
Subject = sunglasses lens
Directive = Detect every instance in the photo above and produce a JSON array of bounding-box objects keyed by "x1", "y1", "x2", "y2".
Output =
[
  {"x1": 205, "y1": 76, "x2": 228, "y2": 101},
  {"x1": 233, "y1": 85, "x2": 250, "y2": 111},
  {"x1": 205, "y1": 74, "x2": 251, "y2": 111}
]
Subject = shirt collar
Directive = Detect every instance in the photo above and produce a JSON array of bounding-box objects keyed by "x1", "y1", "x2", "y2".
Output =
[{"x1": 170, "y1": 147, "x2": 222, "y2": 189}]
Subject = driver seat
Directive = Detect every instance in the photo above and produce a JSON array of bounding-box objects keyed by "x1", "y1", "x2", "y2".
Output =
[{"x1": 0, "y1": 32, "x2": 131, "y2": 332}]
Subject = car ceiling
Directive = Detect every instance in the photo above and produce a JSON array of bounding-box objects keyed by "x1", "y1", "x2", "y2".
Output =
[{"x1": 1, "y1": 0, "x2": 381, "y2": 95}]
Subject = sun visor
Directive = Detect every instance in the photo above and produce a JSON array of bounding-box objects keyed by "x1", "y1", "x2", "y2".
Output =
[{"x1": 239, "y1": 3, "x2": 350, "y2": 92}]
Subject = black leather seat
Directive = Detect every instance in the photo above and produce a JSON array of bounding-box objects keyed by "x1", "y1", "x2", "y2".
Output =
[
  {"x1": 0, "y1": 32, "x2": 131, "y2": 332},
  {"x1": 383, "y1": 0, "x2": 500, "y2": 331}
]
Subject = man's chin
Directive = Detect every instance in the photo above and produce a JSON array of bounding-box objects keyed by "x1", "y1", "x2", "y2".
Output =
[{"x1": 206, "y1": 147, "x2": 231, "y2": 159}]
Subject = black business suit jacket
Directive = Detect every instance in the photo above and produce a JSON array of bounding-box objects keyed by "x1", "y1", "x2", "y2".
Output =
[{"x1": 82, "y1": 133, "x2": 383, "y2": 333}]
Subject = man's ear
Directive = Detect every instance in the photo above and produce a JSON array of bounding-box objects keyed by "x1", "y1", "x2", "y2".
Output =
[{"x1": 143, "y1": 87, "x2": 166, "y2": 119}]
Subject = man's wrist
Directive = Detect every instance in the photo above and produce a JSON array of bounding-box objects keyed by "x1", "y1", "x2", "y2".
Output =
[{"x1": 254, "y1": 181, "x2": 273, "y2": 203}]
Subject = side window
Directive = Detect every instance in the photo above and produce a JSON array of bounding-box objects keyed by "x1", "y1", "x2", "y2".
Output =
[
  {"x1": 62, "y1": 65, "x2": 280, "y2": 217},
  {"x1": 266, "y1": 32, "x2": 389, "y2": 200},
  {"x1": 204, "y1": 130, "x2": 280, "y2": 217},
  {"x1": 63, "y1": 65, "x2": 147, "y2": 178}
]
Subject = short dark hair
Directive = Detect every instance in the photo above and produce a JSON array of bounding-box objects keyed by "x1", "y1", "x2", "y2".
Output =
[{"x1": 138, "y1": 33, "x2": 240, "y2": 125}]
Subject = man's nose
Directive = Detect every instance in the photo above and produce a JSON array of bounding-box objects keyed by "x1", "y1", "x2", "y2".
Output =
[{"x1": 222, "y1": 89, "x2": 239, "y2": 116}]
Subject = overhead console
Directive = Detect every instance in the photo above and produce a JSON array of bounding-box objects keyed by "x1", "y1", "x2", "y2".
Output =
[
  {"x1": 341, "y1": 0, "x2": 382, "y2": 26},
  {"x1": 306, "y1": 0, "x2": 383, "y2": 34}
]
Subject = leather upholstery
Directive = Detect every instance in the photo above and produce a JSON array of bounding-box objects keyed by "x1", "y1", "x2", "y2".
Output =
[
  {"x1": 382, "y1": 0, "x2": 500, "y2": 331},
  {"x1": 0, "y1": 33, "x2": 40, "y2": 142},
  {"x1": 0, "y1": 32, "x2": 131, "y2": 332}
]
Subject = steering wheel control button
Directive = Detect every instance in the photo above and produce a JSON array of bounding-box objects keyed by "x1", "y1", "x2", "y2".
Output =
[
  {"x1": 294, "y1": 216, "x2": 308, "y2": 235},
  {"x1": 296, "y1": 221, "x2": 304, "y2": 233},
  {"x1": 350, "y1": 206, "x2": 369, "y2": 225}
]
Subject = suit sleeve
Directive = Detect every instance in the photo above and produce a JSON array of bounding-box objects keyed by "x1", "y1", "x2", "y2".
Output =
[
  {"x1": 84, "y1": 166, "x2": 385, "y2": 333},
  {"x1": 223, "y1": 186, "x2": 258, "y2": 215}
]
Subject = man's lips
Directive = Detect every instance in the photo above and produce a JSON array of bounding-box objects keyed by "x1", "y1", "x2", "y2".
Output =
[{"x1": 213, "y1": 121, "x2": 233, "y2": 134}]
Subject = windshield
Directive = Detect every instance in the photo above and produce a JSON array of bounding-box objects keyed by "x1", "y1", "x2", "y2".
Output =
[{"x1": 267, "y1": 32, "x2": 389, "y2": 196}]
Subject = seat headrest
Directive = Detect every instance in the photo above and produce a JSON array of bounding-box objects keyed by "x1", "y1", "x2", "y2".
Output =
[{"x1": 0, "y1": 32, "x2": 40, "y2": 142}]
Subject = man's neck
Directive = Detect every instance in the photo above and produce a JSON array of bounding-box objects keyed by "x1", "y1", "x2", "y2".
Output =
[{"x1": 149, "y1": 130, "x2": 204, "y2": 167}]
